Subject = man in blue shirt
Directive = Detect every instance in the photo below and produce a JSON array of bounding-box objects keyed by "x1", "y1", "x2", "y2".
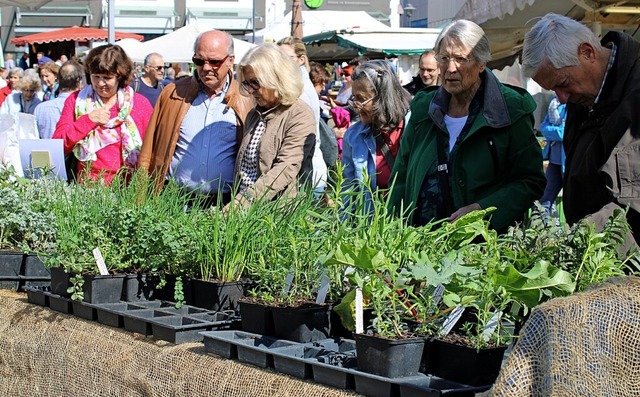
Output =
[
  {"x1": 131, "y1": 53, "x2": 165, "y2": 107},
  {"x1": 33, "y1": 60, "x2": 83, "y2": 139},
  {"x1": 138, "y1": 30, "x2": 254, "y2": 207}
]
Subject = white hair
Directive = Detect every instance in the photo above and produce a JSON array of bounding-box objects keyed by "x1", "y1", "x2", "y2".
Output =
[
  {"x1": 522, "y1": 13, "x2": 601, "y2": 78},
  {"x1": 435, "y1": 19, "x2": 492, "y2": 65}
]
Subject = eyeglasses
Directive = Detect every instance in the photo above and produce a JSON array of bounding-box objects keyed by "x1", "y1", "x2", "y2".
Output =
[
  {"x1": 147, "y1": 65, "x2": 165, "y2": 71},
  {"x1": 436, "y1": 54, "x2": 473, "y2": 66},
  {"x1": 241, "y1": 78, "x2": 261, "y2": 92},
  {"x1": 348, "y1": 95, "x2": 376, "y2": 108},
  {"x1": 192, "y1": 55, "x2": 229, "y2": 68}
]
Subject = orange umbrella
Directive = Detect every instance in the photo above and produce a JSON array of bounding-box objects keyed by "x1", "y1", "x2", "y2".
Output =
[{"x1": 10, "y1": 26, "x2": 144, "y2": 46}]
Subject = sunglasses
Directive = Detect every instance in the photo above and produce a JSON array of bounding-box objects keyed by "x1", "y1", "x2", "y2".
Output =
[
  {"x1": 147, "y1": 65, "x2": 165, "y2": 71},
  {"x1": 192, "y1": 55, "x2": 229, "y2": 68},
  {"x1": 241, "y1": 78, "x2": 261, "y2": 92}
]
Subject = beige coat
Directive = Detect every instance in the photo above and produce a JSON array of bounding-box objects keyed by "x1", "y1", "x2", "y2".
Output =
[{"x1": 232, "y1": 98, "x2": 316, "y2": 206}]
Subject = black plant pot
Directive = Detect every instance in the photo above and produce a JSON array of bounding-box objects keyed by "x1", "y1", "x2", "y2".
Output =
[
  {"x1": 354, "y1": 333, "x2": 425, "y2": 378},
  {"x1": 271, "y1": 303, "x2": 332, "y2": 343},
  {"x1": 82, "y1": 274, "x2": 126, "y2": 304},
  {"x1": 191, "y1": 279, "x2": 244, "y2": 311},
  {"x1": 0, "y1": 251, "x2": 24, "y2": 277},
  {"x1": 329, "y1": 307, "x2": 353, "y2": 338},
  {"x1": 423, "y1": 338, "x2": 507, "y2": 386},
  {"x1": 50, "y1": 267, "x2": 73, "y2": 297},
  {"x1": 122, "y1": 273, "x2": 160, "y2": 302},
  {"x1": 22, "y1": 254, "x2": 50, "y2": 277},
  {"x1": 239, "y1": 299, "x2": 275, "y2": 336},
  {"x1": 155, "y1": 275, "x2": 192, "y2": 303}
]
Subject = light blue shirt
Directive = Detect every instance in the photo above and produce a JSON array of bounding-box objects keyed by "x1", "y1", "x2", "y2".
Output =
[
  {"x1": 0, "y1": 92, "x2": 41, "y2": 116},
  {"x1": 168, "y1": 78, "x2": 237, "y2": 194},
  {"x1": 34, "y1": 92, "x2": 71, "y2": 139}
]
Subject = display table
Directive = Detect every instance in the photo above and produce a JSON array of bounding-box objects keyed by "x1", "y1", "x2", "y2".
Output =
[{"x1": 0, "y1": 290, "x2": 361, "y2": 397}]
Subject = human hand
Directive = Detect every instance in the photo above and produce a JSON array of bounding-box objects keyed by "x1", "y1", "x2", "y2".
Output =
[
  {"x1": 447, "y1": 203, "x2": 482, "y2": 222},
  {"x1": 88, "y1": 106, "x2": 111, "y2": 125},
  {"x1": 333, "y1": 126, "x2": 347, "y2": 139}
]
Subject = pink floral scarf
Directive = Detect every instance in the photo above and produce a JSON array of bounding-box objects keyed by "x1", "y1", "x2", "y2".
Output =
[{"x1": 72, "y1": 85, "x2": 142, "y2": 169}]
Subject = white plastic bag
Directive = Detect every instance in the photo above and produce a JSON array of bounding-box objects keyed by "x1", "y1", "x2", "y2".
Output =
[{"x1": 0, "y1": 113, "x2": 39, "y2": 176}]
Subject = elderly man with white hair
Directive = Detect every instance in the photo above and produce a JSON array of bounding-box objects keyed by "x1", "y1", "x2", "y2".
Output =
[{"x1": 522, "y1": 13, "x2": 640, "y2": 252}]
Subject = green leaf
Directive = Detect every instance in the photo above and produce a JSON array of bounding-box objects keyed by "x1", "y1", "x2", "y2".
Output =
[{"x1": 496, "y1": 260, "x2": 575, "y2": 308}]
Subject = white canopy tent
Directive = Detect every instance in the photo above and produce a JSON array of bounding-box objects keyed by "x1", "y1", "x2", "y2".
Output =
[
  {"x1": 248, "y1": 10, "x2": 391, "y2": 44},
  {"x1": 118, "y1": 22, "x2": 256, "y2": 64}
]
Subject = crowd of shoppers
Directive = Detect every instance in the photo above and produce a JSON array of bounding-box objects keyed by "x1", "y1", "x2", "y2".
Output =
[{"x1": 1, "y1": 17, "x2": 635, "y2": 247}]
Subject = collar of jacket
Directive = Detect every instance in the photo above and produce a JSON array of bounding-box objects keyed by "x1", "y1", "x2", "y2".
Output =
[
  {"x1": 185, "y1": 70, "x2": 241, "y2": 111},
  {"x1": 428, "y1": 69, "x2": 511, "y2": 131},
  {"x1": 594, "y1": 31, "x2": 640, "y2": 112},
  {"x1": 253, "y1": 102, "x2": 292, "y2": 121}
]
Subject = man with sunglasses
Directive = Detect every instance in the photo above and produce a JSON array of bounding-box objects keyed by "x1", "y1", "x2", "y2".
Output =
[
  {"x1": 131, "y1": 52, "x2": 165, "y2": 107},
  {"x1": 139, "y1": 30, "x2": 254, "y2": 206}
]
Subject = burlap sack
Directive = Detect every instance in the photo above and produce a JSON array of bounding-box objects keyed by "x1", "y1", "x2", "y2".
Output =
[
  {"x1": 0, "y1": 290, "x2": 362, "y2": 396},
  {"x1": 483, "y1": 276, "x2": 640, "y2": 397}
]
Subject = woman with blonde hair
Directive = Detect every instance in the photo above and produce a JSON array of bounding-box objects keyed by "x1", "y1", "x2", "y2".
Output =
[
  {"x1": 0, "y1": 69, "x2": 42, "y2": 115},
  {"x1": 229, "y1": 43, "x2": 316, "y2": 208}
]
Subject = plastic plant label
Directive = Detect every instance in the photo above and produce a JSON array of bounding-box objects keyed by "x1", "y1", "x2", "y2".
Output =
[
  {"x1": 315, "y1": 272, "x2": 330, "y2": 305},
  {"x1": 439, "y1": 305, "x2": 465, "y2": 336},
  {"x1": 428, "y1": 284, "x2": 445, "y2": 312},
  {"x1": 92, "y1": 247, "x2": 109, "y2": 276},
  {"x1": 482, "y1": 311, "x2": 503, "y2": 342},
  {"x1": 355, "y1": 287, "x2": 364, "y2": 334},
  {"x1": 283, "y1": 268, "x2": 295, "y2": 295}
]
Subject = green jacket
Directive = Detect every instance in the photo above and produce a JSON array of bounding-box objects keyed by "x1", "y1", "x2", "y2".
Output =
[{"x1": 388, "y1": 69, "x2": 545, "y2": 231}]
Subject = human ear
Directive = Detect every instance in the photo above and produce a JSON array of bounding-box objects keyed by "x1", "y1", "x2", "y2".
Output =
[{"x1": 578, "y1": 43, "x2": 595, "y2": 61}]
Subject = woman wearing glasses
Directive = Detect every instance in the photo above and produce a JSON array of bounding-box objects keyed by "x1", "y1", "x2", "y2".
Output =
[
  {"x1": 229, "y1": 43, "x2": 316, "y2": 208},
  {"x1": 341, "y1": 60, "x2": 412, "y2": 198},
  {"x1": 388, "y1": 20, "x2": 545, "y2": 232},
  {"x1": 53, "y1": 44, "x2": 153, "y2": 184},
  {"x1": 0, "y1": 69, "x2": 42, "y2": 115}
]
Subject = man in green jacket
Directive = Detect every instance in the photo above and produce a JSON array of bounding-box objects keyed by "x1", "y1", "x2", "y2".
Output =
[{"x1": 389, "y1": 19, "x2": 545, "y2": 232}]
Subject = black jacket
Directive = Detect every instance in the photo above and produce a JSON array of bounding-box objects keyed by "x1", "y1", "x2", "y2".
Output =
[
  {"x1": 564, "y1": 31, "x2": 640, "y2": 245},
  {"x1": 403, "y1": 75, "x2": 427, "y2": 96}
]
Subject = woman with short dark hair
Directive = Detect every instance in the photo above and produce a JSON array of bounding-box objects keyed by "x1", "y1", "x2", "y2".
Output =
[
  {"x1": 38, "y1": 61, "x2": 60, "y2": 101},
  {"x1": 53, "y1": 44, "x2": 153, "y2": 184}
]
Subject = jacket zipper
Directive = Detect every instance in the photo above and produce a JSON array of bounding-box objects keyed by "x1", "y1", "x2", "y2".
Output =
[{"x1": 487, "y1": 137, "x2": 499, "y2": 176}]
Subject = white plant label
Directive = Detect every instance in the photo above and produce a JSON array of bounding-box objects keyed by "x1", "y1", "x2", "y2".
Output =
[
  {"x1": 283, "y1": 268, "x2": 295, "y2": 295},
  {"x1": 439, "y1": 305, "x2": 465, "y2": 337},
  {"x1": 315, "y1": 273, "x2": 330, "y2": 305},
  {"x1": 483, "y1": 311, "x2": 503, "y2": 342},
  {"x1": 355, "y1": 287, "x2": 364, "y2": 334},
  {"x1": 92, "y1": 247, "x2": 109, "y2": 276}
]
